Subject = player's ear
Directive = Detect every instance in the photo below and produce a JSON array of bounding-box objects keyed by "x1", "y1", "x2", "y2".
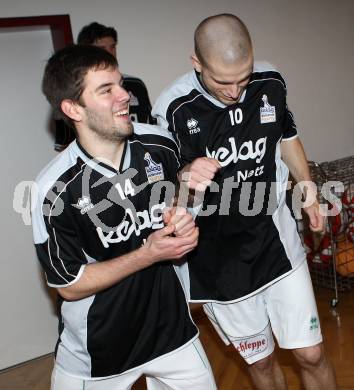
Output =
[
  {"x1": 191, "y1": 53, "x2": 202, "y2": 73},
  {"x1": 61, "y1": 99, "x2": 82, "y2": 123}
]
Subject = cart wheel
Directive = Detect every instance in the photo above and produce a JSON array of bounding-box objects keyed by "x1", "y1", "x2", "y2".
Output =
[{"x1": 330, "y1": 298, "x2": 338, "y2": 307}]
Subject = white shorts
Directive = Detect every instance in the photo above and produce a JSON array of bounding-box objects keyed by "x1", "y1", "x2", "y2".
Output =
[
  {"x1": 51, "y1": 338, "x2": 216, "y2": 390},
  {"x1": 203, "y1": 261, "x2": 323, "y2": 364}
]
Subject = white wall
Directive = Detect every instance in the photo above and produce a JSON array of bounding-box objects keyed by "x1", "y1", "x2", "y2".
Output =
[
  {"x1": 0, "y1": 28, "x2": 58, "y2": 369},
  {"x1": 0, "y1": 0, "x2": 353, "y2": 367},
  {"x1": 1, "y1": 0, "x2": 353, "y2": 163}
]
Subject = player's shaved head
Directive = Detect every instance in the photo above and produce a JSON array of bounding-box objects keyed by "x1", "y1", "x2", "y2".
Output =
[{"x1": 194, "y1": 14, "x2": 252, "y2": 67}]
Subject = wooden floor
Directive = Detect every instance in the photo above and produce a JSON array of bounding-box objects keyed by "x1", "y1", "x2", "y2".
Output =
[{"x1": 1, "y1": 287, "x2": 353, "y2": 389}]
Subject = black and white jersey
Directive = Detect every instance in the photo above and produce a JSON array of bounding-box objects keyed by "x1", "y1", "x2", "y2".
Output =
[
  {"x1": 152, "y1": 63, "x2": 306, "y2": 303},
  {"x1": 54, "y1": 74, "x2": 155, "y2": 151},
  {"x1": 123, "y1": 74, "x2": 156, "y2": 124},
  {"x1": 31, "y1": 123, "x2": 197, "y2": 379}
]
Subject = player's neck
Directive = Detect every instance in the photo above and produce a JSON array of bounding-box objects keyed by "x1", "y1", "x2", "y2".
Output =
[
  {"x1": 77, "y1": 132, "x2": 125, "y2": 170},
  {"x1": 195, "y1": 70, "x2": 210, "y2": 95}
]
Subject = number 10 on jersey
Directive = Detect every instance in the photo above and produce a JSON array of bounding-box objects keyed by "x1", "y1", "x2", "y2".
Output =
[{"x1": 229, "y1": 108, "x2": 243, "y2": 126}]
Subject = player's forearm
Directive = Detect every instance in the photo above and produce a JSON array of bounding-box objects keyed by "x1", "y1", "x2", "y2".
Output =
[
  {"x1": 177, "y1": 163, "x2": 211, "y2": 207},
  {"x1": 57, "y1": 246, "x2": 153, "y2": 301},
  {"x1": 281, "y1": 137, "x2": 318, "y2": 204},
  {"x1": 281, "y1": 137, "x2": 312, "y2": 183},
  {"x1": 174, "y1": 177, "x2": 202, "y2": 208}
]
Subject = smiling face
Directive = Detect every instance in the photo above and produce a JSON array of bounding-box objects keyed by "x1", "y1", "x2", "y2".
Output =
[
  {"x1": 76, "y1": 66, "x2": 133, "y2": 142},
  {"x1": 192, "y1": 53, "x2": 254, "y2": 106}
]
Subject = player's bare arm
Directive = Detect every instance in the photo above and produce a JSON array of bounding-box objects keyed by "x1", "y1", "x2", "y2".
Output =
[
  {"x1": 178, "y1": 157, "x2": 221, "y2": 191},
  {"x1": 163, "y1": 206, "x2": 196, "y2": 237},
  {"x1": 177, "y1": 157, "x2": 221, "y2": 207},
  {"x1": 281, "y1": 137, "x2": 325, "y2": 232},
  {"x1": 57, "y1": 225, "x2": 199, "y2": 301}
]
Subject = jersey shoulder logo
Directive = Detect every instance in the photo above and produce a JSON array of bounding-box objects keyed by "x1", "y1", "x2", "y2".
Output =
[
  {"x1": 187, "y1": 118, "x2": 201, "y2": 134},
  {"x1": 144, "y1": 153, "x2": 164, "y2": 183},
  {"x1": 72, "y1": 196, "x2": 94, "y2": 214},
  {"x1": 260, "y1": 94, "x2": 276, "y2": 124}
]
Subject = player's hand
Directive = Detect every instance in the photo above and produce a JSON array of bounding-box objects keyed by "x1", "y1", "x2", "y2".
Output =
[
  {"x1": 163, "y1": 206, "x2": 196, "y2": 237},
  {"x1": 304, "y1": 200, "x2": 325, "y2": 233},
  {"x1": 142, "y1": 224, "x2": 199, "y2": 265},
  {"x1": 178, "y1": 157, "x2": 220, "y2": 192}
]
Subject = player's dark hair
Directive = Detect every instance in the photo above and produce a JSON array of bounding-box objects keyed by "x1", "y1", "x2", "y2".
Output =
[
  {"x1": 77, "y1": 22, "x2": 117, "y2": 45},
  {"x1": 42, "y1": 45, "x2": 117, "y2": 127}
]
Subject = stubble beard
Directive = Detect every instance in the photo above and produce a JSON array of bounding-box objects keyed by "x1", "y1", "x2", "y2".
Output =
[{"x1": 85, "y1": 109, "x2": 133, "y2": 142}]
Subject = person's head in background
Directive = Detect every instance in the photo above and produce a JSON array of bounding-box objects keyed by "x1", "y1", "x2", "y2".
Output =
[{"x1": 77, "y1": 22, "x2": 117, "y2": 57}]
